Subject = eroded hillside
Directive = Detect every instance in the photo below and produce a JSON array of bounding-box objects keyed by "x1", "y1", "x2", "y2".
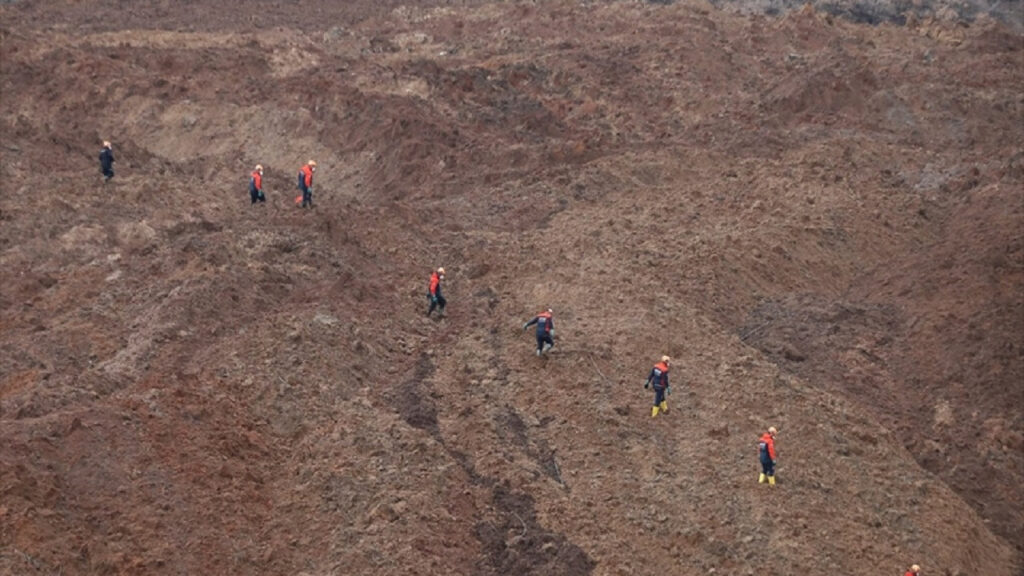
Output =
[{"x1": 1, "y1": 1, "x2": 1021, "y2": 574}]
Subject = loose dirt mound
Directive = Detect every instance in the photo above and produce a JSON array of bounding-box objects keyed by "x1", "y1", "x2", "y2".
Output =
[{"x1": 1, "y1": 1, "x2": 1021, "y2": 575}]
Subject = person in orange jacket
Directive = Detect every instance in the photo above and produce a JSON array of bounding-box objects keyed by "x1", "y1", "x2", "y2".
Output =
[
  {"x1": 522, "y1": 308, "x2": 554, "y2": 356},
  {"x1": 427, "y1": 267, "x2": 446, "y2": 317},
  {"x1": 758, "y1": 426, "x2": 778, "y2": 485},
  {"x1": 297, "y1": 160, "x2": 316, "y2": 208},
  {"x1": 249, "y1": 164, "x2": 265, "y2": 204},
  {"x1": 643, "y1": 355, "x2": 671, "y2": 417},
  {"x1": 904, "y1": 564, "x2": 920, "y2": 576}
]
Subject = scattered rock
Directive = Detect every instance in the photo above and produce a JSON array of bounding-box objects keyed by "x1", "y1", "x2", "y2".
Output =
[
  {"x1": 313, "y1": 312, "x2": 339, "y2": 326},
  {"x1": 934, "y1": 400, "x2": 954, "y2": 428},
  {"x1": 782, "y1": 346, "x2": 806, "y2": 362}
]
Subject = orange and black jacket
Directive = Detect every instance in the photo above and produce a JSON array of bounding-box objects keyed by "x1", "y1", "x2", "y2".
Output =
[
  {"x1": 525, "y1": 311, "x2": 553, "y2": 337},
  {"x1": 646, "y1": 361, "x2": 670, "y2": 390},
  {"x1": 299, "y1": 165, "x2": 314, "y2": 191},
  {"x1": 249, "y1": 171, "x2": 262, "y2": 193},
  {"x1": 758, "y1": 433, "x2": 777, "y2": 461},
  {"x1": 428, "y1": 272, "x2": 442, "y2": 299}
]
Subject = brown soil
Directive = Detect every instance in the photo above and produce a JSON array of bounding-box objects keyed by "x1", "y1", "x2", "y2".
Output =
[{"x1": 1, "y1": 1, "x2": 1021, "y2": 575}]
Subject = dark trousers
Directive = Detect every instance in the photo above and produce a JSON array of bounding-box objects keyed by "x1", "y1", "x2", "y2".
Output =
[
  {"x1": 760, "y1": 456, "x2": 775, "y2": 477},
  {"x1": 102, "y1": 167, "x2": 114, "y2": 180},
  {"x1": 301, "y1": 187, "x2": 313, "y2": 208},
  {"x1": 653, "y1": 386, "x2": 666, "y2": 406},
  {"x1": 536, "y1": 332, "x2": 553, "y2": 352},
  {"x1": 427, "y1": 294, "x2": 446, "y2": 316},
  {"x1": 251, "y1": 189, "x2": 265, "y2": 204}
]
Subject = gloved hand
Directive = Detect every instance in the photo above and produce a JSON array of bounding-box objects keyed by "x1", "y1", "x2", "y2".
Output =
[
  {"x1": 549, "y1": 329, "x2": 555, "y2": 339},
  {"x1": 644, "y1": 381, "x2": 650, "y2": 390},
  {"x1": 522, "y1": 323, "x2": 529, "y2": 331},
  {"x1": 666, "y1": 385, "x2": 671, "y2": 395},
  {"x1": 431, "y1": 295, "x2": 439, "y2": 304}
]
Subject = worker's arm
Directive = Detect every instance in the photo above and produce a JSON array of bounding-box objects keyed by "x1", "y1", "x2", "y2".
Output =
[{"x1": 523, "y1": 317, "x2": 538, "y2": 331}]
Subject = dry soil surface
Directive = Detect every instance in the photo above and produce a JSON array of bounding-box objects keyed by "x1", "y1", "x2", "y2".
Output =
[{"x1": 1, "y1": 1, "x2": 1022, "y2": 575}]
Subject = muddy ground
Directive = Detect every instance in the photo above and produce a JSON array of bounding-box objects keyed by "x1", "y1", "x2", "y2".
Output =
[{"x1": 1, "y1": 1, "x2": 1022, "y2": 574}]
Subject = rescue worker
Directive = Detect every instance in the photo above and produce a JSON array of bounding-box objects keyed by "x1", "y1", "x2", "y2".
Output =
[
  {"x1": 644, "y1": 355, "x2": 671, "y2": 417},
  {"x1": 427, "y1": 267, "x2": 446, "y2": 317},
  {"x1": 298, "y1": 160, "x2": 316, "y2": 208},
  {"x1": 758, "y1": 426, "x2": 778, "y2": 485},
  {"x1": 99, "y1": 141, "x2": 115, "y2": 182},
  {"x1": 522, "y1": 308, "x2": 554, "y2": 356},
  {"x1": 249, "y1": 164, "x2": 265, "y2": 204},
  {"x1": 904, "y1": 565, "x2": 920, "y2": 576}
]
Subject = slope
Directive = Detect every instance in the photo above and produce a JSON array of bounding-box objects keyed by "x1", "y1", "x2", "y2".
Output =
[{"x1": 1, "y1": 1, "x2": 1021, "y2": 575}]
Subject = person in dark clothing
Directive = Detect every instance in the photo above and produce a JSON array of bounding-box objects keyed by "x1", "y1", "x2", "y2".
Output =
[
  {"x1": 758, "y1": 426, "x2": 778, "y2": 485},
  {"x1": 99, "y1": 141, "x2": 115, "y2": 182},
  {"x1": 644, "y1": 355, "x2": 671, "y2": 417},
  {"x1": 297, "y1": 160, "x2": 316, "y2": 208},
  {"x1": 427, "y1": 267, "x2": 446, "y2": 317},
  {"x1": 522, "y1": 308, "x2": 554, "y2": 356},
  {"x1": 249, "y1": 164, "x2": 265, "y2": 204}
]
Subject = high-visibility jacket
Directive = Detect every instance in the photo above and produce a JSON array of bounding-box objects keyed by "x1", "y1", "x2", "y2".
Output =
[
  {"x1": 758, "y1": 433, "x2": 777, "y2": 462},
  {"x1": 647, "y1": 361, "x2": 670, "y2": 390},
  {"x1": 299, "y1": 164, "x2": 314, "y2": 190},
  {"x1": 525, "y1": 311, "x2": 553, "y2": 337},
  {"x1": 428, "y1": 272, "x2": 442, "y2": 297}
]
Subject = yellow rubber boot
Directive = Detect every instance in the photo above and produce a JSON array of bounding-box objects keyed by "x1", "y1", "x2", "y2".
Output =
[
  {"x1": 659, "y1": 401, "x2": 669, "y2": 414},
  {"x1": 651, "y1": 405, "x2": 659, "y2": 418},
  {"x1": 768, "y1": 476, "x2": 776, "y2": 486},
  {"x1": 758, "y1": 473, "x2": 766, "y2": 484}
]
